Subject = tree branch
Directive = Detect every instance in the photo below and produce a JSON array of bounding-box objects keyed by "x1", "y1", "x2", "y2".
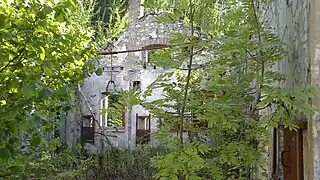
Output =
[
  {"x1": 246, "y1": 49, "x2": 257, "y2": 62},
  {"x1": 77, "y1": 84, "x2": 112, "y2": 147},
  {"x1": 0, "y1": 173, "x2": 11, "y2": 178},
  {"x1": 0, "y1": 47, "x2": 25, "y2": 73},
  {"x1": 250, "y1": 0, "x2": 265, "y2": 115},
  {"x1": 179, "y1": 0, "x2": 195, "y2": 144}
]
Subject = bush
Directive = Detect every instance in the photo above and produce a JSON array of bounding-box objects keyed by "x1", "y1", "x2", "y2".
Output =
[{"x1": 81, "y1": 147, "x2": 168, "y2": 180}]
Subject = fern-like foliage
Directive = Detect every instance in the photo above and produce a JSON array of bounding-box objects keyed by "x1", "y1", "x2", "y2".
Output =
[{"x1": 120, "y1": 0, "x2": 320, "y2": 179}]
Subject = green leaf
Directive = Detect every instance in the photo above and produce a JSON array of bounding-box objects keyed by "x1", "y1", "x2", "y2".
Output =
[
  {"x1": 22, "y1": 84, "x2": 34, "y2": 97},
  {"x1": 30, "y1": 134, "x2": 41, "y2": 146},
  {"x1": 0, "y1": 100, "x2": 6, "y2": 105},
  {"x1": 0, "y1": 148, "x2": 10, "y2": 160},
  {"x1": 41, "y1": 87, "x2": 55, "y2": 96},
  {"x1": 39, "y1": 47, "x2": 45, "y2": 60},
  {"x1": 0, "y1": 14, "x2": 6, "y2": 29},
  {"x1": 95, "y1": 67, "x2": 103, "y2": 76}
]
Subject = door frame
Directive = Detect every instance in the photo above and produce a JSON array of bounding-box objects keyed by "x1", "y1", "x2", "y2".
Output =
[{"x1": 135, "y1": 114, "x2": 151, "y2": 145}]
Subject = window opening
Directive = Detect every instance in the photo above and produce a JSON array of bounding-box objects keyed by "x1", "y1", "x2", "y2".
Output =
[
  {"x1": 136, "y1": 114, "x2": 151, "y2": 145},
  {"x1": 168, "y1": 110, "x2": 208, "y2": 133},
  {"x1": 137, "y1": 116, "x2": 150, "y2": 130},
  {"x1": 100, "y1": 51, "x2": 125, "y2": 128},
  {"x1": 139, "y1": 0, "x2": 145, "y2": 19},
  {"x1": 81, "y1": 115, "x2": 94, "y2": 144},
  {"x1": 99, "y1": 94, "x2": 125, "y2": 128},
  {"x1": 140, "y1": 50, "x2": 156, "y2": 69},
  {"x1": 168, "y1": 112, "x2": 192, "y2": 132},
  {"x1": 132, "y1": 81, "x2": 141, "y2": 91}
]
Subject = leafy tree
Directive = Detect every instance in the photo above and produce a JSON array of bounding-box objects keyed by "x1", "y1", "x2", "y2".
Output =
[
  {"x1": 0, "y1": 0, "x2": 111, "y2": 178},
  {"x1": 91, "y1": 0, "x2": 129, "y2": 47},
  {"x1": 129, "y1": 0, "x2": 320, "y2": 179}
]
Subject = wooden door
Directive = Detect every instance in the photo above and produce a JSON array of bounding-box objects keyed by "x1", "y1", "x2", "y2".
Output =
[
  {"x1": 282, "y1": 128, "x2": 303, "y2": 180},
  {"x1": 136, "y1": 114, "x2": 151, "y2": 145}
]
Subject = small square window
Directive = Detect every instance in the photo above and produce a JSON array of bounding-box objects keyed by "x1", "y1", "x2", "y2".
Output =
[{"x1": 133, "y1": 81, "x2": 141, "y2": 91}]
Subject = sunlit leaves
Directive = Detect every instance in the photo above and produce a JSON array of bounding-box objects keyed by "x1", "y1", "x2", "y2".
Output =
[
  {"x1": 0, "y1": 14, "x2": 6, "y2": 29},
  {"x1": 139, "y1": 0, "x2": 320, "y2": 179},
  {"x1": 39, "y1": 47, "x2": 46, "y2": 60},
  {"x1": 0, "y1": 0, "x2": 98, "y2": 177}
]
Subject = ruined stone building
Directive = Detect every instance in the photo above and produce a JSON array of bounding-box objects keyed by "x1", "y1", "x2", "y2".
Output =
[
  {"x1": 61, "y1": 0, "x2": 320, "y2": 179},
  {"x1": 61, "y1": 0, "x2": 191, "y2": 153}
]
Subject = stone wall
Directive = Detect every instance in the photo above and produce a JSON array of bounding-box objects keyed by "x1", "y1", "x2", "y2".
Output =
[
  {"x1": 261, "y1": 0, "x2": 320, "y2": 179},
  {"x1": 309, "y1": 0, "x2": 320, "y2": 178},
  {"x1": 66, "y1": 0, "x2": 191, "y2": 151}
]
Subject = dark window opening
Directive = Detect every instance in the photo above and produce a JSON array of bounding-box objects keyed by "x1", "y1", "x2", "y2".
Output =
[
  {"x1": 103, "y1": 66, "x2": 124, "y2": 72},
  {"x1": 133, "y1": 81, "x2": 141, "y2": 91},
  {"x1": 168, "y1": 111, "x2": 208, "y2": 133},
  {"x1": 81, "y1": 115, "x2": 94, "y2": 144},
  {"x1": 136, "y1": 114, "x2": 151, "y2": 145},
  {"x1": 168, "y1": 113, "x2": 191, "y2": 133}
]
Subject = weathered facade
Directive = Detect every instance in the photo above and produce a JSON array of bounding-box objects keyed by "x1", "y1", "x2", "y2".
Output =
[
  {"x1": 261, "y1": 0, "x2": 320, "y2": 179},
  {"x1": 62, "y1": 0, "x2": 320, "y2": 179},
  {"x1": 62, "y1": 0, "x2": 190, "y2": 154}
]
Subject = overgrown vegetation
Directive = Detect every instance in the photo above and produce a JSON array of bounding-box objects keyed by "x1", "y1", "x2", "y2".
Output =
[
  {"x1": 129, "y1": 0, "x2": 319, "y2": 179},
  {"x1": 83, "y1": 147, "x2": 167, "y2": 180},
  {"x1": 25, "y1": 147, "x2": 164, "y2": 180},
  {"x1": 0, "y1": 0, "x2": 127, "y2": 178},
  {"x1": 0, "y1": 0, "x2": 318, "y2": 179}
]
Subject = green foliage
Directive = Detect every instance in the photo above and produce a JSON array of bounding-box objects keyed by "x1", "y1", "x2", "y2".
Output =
[
  {"x1": 136, "y1": 0, "x2": 320, "y2": 179},
  {"x1": 25, "y1": 144, "x2": 93, "y2": 180},
  {"x1": 152, "y1": 142, "x2": 211, "y2": 180},
  {"x1": 107, "y1": 94, "x2": 124, "y2": 127},
  {"x1": 91, "y1": 0, "x2": 129, "y2": 47},
  {"x1": 81, "y1": 147, "x2": 167, "y2": 180},
  {"x1": 0, "y1": 0, "x2": 102, "y2": 178}
]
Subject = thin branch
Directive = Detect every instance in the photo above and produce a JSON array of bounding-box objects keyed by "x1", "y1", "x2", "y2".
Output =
[
  {"x1": 250, "y1": 0, "x2": 265, "y2": 115},
  {"x1": 268, "y1": 108, "x2": 278, "y2": 124},
  {"x1": 179, "y1": 0, "x2": 195, "y2": 144},
  {"x1": 77, "y1": 84, "x2": 112, "y2": 147},
  {"x1": 95, "y1": 131, "x2": 117, "y2": 138},
  {"x1": 246, "y1": 49, "x2": 257, "y2": 62},
  {"x1": 254, "y1": 102, "x2": 271, "y2": 111},
  {"x1": 99, "y1": 41, "x2": 204, "y2": 55},
  {"x1": 192, "y1": 47, "x2": 205, "y2": 56},
  {"x1": 251, "y1": 0, "x2": 262, "y2": 44},
  {"x1": 0, "y1": 47, "x2": 25, "y2": 73}
]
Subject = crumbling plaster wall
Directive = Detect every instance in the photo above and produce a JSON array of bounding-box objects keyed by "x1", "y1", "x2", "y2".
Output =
[
  {"x1": 309, "y1": 0, "x2": 320, "y2": 178},
  {"x1": 261, "y1": 0, "x2": 309, "y2": 87},
  {"x1": 261, "y1": 0, "x2": 320, "y2": 179},
  {"x1": 77, "y1": 0, "x2": 189, "y2": 150}
]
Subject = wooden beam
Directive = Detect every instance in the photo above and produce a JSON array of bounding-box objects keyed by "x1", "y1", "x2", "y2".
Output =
[{"x1": 99, "y1": 44, "x2": 170, "y2": 55}]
